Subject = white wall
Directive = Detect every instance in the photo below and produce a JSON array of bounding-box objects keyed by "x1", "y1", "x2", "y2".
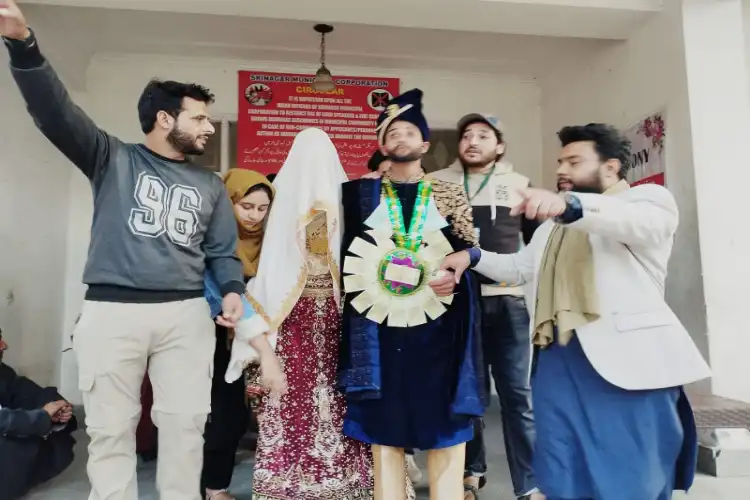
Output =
[
  {"x1": 538, "y1": 2, "x2": 710, "y2": 389},
  {"x1": 56, "y1": 52, "x2": 544, "y2": 401},
  {"x1": 0, "y1": 52, "x2": 76, "y2": 388}
]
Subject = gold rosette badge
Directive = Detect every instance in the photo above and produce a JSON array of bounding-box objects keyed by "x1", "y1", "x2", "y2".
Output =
[{"x1": 343, "y1": 228, "x2": 454, "y2": 327}]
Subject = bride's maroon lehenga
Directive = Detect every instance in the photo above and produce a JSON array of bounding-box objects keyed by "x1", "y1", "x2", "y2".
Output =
[{"x1": 252, "y1": 267, "x2": 374, "y2": 500}]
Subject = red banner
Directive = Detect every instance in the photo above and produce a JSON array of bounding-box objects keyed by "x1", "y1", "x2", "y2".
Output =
[
  {"x1": 631, "y1": 172, "x2": 665, "y2": 187},
  {"x1": 237, "y1": 71, "x2": 400, "y2": 178}
]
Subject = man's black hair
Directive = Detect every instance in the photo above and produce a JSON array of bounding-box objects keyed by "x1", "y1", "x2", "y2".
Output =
[
  {"x1": 557, "y1": 123, "x2": 631, "y2": 180},
  {"x1": 368, "y1": 150, "x2": 387, "y2": 172},
  {"x1": 137, "y1": 79, "x2": 216, "y2": 134}
]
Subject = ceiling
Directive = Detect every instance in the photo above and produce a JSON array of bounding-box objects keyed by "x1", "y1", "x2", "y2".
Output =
[
  {"x1": 19, "y1": 1, "x2": 659, "y2": 91},
  {"x1": 24, "y1": 0, "x2": 661, "y2": 39}
]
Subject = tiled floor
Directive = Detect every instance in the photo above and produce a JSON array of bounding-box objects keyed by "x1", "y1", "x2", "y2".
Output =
[
  {"x1": 687, "y1": 388, "x2": 750, "y2": 430},
  {"x1": 27, "y1": 404, "x2": 750, "y2": 499}
]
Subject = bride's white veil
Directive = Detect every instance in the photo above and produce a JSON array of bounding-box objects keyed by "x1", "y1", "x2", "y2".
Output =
[{"x1": 226, "y1": 127, "x2": 348, "y2": 382}]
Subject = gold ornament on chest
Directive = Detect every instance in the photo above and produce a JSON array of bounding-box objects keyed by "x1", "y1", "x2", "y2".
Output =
[{"x1": 342, "y1": 182, "x2": 456, "y2": 327}]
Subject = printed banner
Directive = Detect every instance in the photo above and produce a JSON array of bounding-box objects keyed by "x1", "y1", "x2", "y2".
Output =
[
  {"x1": 624, "y1": 112, "x2": 666, "y2": 187},
  {"x1": 237, "y1": 71, "x2": 400, "y2": 178}
]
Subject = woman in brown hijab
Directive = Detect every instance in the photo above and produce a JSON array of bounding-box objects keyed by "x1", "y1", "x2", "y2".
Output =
[{"x1": 201, "y1": 169, "x2": 277, "y2": 500}]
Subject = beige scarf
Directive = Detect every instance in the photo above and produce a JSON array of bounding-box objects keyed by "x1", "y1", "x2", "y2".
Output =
[{"x1": 533, "y1": 180, "x2": 630, "y2": 347}]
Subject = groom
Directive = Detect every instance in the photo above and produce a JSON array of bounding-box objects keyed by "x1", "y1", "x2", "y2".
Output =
[{"x1": 338, "y1": 89, "x2": 485, "y2": 500}]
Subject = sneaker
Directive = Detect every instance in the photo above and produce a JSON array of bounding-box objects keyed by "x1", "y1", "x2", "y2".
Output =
[
  {"x1": 520, "y1": 491, "x2": 546, "y2": 500},
  {"x1": 405, "y1": 453, "x2": 423, "y2": 484}
]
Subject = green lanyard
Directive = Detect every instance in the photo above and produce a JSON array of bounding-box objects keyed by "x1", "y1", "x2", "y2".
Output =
[
  {"x1": 382, "y1": 179, "x2": 432, "y2": 252},
  {"x1": 463, "y1": 165, "x2": 496, "y2": 203}
]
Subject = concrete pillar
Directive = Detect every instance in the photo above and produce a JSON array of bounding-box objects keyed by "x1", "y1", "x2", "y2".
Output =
[{"x1": 682, "y1": 0, "x2": 750, "y2": 402}]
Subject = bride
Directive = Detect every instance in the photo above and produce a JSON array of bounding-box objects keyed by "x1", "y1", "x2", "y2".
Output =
[{"x1": 226, "y1": 128, "x2": 375, "y2": 500}]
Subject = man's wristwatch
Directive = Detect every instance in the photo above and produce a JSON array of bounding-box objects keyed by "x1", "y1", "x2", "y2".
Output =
[{"x1": 555, "y1": 192, "x2": 584, "y2": 224}]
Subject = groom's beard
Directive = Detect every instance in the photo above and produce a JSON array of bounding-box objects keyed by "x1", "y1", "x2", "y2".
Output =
[{"x1": 386, "y1": 145, "x2": 423, "y2": 164}]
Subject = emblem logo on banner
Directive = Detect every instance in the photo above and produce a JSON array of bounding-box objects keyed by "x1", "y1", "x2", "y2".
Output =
[
  {"x1": 368, "y1": 89, "x2": 393, "y2": 111},
  {"x1": 244, "y1": 84, "x2": 273, "y2": 107}
]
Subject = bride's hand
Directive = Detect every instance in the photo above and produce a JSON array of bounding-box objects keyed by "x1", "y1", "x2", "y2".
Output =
[{"x1": 260, "y1": 354, "x2": 288, "y2": 397}]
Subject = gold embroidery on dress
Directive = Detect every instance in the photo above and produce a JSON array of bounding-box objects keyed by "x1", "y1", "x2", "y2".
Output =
[
  {"x1": 301, "y1": 275, "x2": 335, "y2": 298},
  {"x1": 252, "y1": 207, "x2": 374, "y2": 500},
  {"x1": 251, "y1": 199, "x2": 413, "y2": 500},
  {"x1": 249, "y1": 204, "x2": 339, "y2": 335},
  {"x1": 257, "y1": 371, "x2": 285, "y2": 448},
  {"x1": 252, "y1": 492, "x2": 372, "y2": 500},
  {"x1": 312, "y1": 293, "x2": 341, "y2": 460},
  {"x1": 431, "y1": 179, "x2": 479, "y2": 247},
  {"x1": 306, "y1": 211, "x2": 329, "y2": 256},
  {"x1": 303, "y1": 213, "x2": 344, "y2": 461}
]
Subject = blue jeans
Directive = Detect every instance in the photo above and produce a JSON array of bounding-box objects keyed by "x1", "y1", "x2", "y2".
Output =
[{"x1": 465, "y1": 295, "x2": 537, "y2": 497}]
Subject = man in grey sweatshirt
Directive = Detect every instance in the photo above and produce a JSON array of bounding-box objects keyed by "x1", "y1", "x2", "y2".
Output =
[{"x1": 1, "y1": 2, "x2": 244, "y2": 499}]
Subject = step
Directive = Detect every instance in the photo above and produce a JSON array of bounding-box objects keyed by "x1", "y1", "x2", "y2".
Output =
[{"x1": 687, "y1": 390, "x2": 750, "y2": 478}]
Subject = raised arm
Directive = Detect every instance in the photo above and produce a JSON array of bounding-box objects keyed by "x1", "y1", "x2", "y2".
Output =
[
  {"x1": 2, "y1": 2, "x2": 111, "y2": 180},
  {"x1": 564, "y1": 184, "x2": 678, "y2": 247}
]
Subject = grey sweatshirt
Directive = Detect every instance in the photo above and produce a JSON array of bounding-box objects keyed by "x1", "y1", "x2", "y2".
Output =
[{"x1": 4, "y1": 32, "x2": 244, "y2": 302}]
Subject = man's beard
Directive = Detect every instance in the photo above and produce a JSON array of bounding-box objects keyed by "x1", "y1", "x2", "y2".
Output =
[
  {"x1": 387, "y1": 146, "x2": 423, "y2": 163},
  {"x1": 557, "y1": 176, "x2": 603, "y2": 194},
  {"x1": 459, "y1": 149, "x2": 495, "y2": 169},
  {"x1": 167, "y1": 126, "x2": 205, "y2": 156}
]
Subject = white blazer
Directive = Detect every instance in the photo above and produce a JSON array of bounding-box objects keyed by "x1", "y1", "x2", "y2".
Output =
[{"x1": 474, "y1": 184, "x2": 711, "y2": 391}]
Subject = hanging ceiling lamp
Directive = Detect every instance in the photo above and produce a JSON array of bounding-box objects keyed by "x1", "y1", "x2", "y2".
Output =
[{"x1": 312, "y1": 24, "x2": 336, "y2": 92}]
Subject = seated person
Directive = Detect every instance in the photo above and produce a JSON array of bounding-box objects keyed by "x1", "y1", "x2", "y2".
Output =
[{"x1": 0, "y1": 332, "x2": 77, "y2": 500}]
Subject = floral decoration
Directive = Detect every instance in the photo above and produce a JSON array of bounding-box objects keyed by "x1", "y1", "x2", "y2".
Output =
[{"x1": 637, "y1": 113, "x2": 665, "y2": 151}]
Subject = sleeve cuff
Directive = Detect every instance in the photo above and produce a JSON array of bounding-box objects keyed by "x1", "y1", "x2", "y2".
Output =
[
  {"x1": 220, "y1": 280, "x2": 246, "y2": 297},
  {"x1": 3, "y1": 28, "x2": 45, "y2": 70},
  {"x1": 467, "y1": 247, "x2": 482, "y2": 268},
  {"x1": 30, "y1": 409, "x2": 53, "y2": 436}
]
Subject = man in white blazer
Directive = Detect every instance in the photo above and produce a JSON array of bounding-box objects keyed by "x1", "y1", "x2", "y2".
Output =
[{"x1": 440, "y1": 123, "x2": 711, "y2": 500}]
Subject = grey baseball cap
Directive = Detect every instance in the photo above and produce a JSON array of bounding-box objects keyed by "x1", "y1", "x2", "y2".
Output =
[{"x1": 457, "y1": 113, "x2": 503, "y2": 137}]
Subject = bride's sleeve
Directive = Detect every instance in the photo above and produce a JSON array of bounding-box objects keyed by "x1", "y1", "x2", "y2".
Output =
[{"x1": 225, "y1": 287, "x2": 272, "y2": 383}]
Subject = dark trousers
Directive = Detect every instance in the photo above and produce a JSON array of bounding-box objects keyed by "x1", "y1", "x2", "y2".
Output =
[
  {"x1": 201, "y1": 326, "x2": 249, "y2": 491},
  {"x1": 0, "y1": 424, "x2": 76, "y2": 500},
  {"x1": 465, "y1": 295, "x2": 537, "y2": 497}
]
